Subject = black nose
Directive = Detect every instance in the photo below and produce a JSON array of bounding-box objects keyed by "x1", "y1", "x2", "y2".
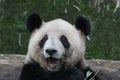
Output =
[{"x1": 46, "y1": 49, "x2": 57, "y2": 55}]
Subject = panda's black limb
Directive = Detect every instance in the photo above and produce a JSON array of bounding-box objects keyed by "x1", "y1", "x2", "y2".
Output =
[
  {"x1": 81, "y1": 67, "x2": 99, "y2": 80},
  {"x1": 19, "y1": 62, "x2": 48, "y2": 80},
  {"x1": 19, "y1": 62, "x2": 86, "y2": 80}
]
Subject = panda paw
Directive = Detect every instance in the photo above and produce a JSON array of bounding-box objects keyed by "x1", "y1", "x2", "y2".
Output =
[
  {"x1": 83, "y1": 67, "x2": 99, "y2": 80},
  {"x1": 66, "y1": 68, "x2": 85, "y2": 80}
]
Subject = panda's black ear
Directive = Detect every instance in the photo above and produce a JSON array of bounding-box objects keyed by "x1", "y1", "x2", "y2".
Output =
[
  {"x1": 26, "y1": 13, "x2": 42, "y2": 32},
  {"x1": 75, "y1": 16, "x2": 91, "y2": 36}
]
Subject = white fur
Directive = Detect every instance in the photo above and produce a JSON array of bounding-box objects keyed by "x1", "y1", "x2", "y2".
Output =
[{"x1": 25, "y1": 19, "x2": 87, "y2": 70}]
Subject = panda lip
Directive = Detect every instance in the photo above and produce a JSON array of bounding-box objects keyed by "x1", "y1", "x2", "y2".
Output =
[{"x1": 46, "y1": 57, "x2": 61, "y2": 70}]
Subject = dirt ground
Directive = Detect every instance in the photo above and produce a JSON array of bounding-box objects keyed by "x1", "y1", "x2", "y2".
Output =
[{"x1": 0, "y1": 54, "x2": 120, "y2": 80}]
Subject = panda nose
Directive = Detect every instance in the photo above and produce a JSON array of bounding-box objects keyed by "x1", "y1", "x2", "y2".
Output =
[{"x1": 46, "y1": 49, "x2": 57, "y2": 55}]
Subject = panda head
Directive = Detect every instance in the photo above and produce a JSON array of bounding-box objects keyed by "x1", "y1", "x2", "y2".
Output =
[{"x1": 25, "y1": 13, "x2": 91, "y2": 72}]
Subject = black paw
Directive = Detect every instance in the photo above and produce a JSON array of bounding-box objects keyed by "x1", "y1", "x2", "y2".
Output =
[
  {"x1": 66, "y1": 68, "x2": 85, "y2": 80},
  {"x1": 83, "y1": 67, "x2": 99, "y2": 80}
]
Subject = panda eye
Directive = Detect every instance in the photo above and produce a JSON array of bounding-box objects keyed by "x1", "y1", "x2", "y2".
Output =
[
  {"x1": 60, "y1": 35, "x2": 70, "y2": 49},
  {"x1": 39, "y1": 35, "x2": 48, "y2": 48}
]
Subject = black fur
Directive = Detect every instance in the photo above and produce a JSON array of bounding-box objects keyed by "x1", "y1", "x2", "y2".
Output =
[
  {"x1": 75, "y1": 16, "x2": 91, "y2": 36},
  {"x1": 60, "y1": 35, "x2": 70, "y2": 49},
  {"x1": 19, "y1": 62, "x2": 85, "y2": 80},
  {"x1": 39, "y1": 35, "x2": 48, "y2": 48},
  {"x1": 26, "y1": 13, "x2": 42, "y2": 32},
  {"x1": 83, "y1": 67, "x2": 98, "y2": 80},
  {"x1": 76, "y1": 63, "x2": 98, "y2": 80}
]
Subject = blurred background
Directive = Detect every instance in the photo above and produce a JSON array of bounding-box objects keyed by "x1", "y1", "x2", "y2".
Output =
[{"x1": 0, "y1": 0, "x2": 120, "y2": 60}]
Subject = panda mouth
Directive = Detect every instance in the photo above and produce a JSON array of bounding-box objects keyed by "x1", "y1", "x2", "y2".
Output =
[{"x1": 46, "y1": 57, "x2": 62, "y2": 72}]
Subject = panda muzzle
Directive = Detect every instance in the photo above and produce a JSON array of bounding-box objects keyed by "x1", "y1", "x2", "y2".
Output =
[{"x1": 46, "y1": 57, "x2": 61, "y2": 68}]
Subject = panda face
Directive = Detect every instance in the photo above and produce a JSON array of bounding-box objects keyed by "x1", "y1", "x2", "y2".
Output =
[
  {"x1": 25, "y1": 13, "x2": 90, "y2": 72},
  {"x1": 41, "y1": 33, "x2": 72, "y2": 71},
  {"x1": 41, "y1": 34, "x2": 68, "y2": 72}
]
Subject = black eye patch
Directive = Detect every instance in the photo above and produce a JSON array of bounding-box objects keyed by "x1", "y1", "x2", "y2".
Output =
[
  {"x1": 39, "y1": 35, "x2": 48, "y2": 48},
  {"x1": 60, "y1": 35, "x2": 70, "y2": 49}
]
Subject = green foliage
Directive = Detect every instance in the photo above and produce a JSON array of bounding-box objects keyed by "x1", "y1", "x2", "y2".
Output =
[{"x1": 0, "y1": 0, "x2": 120, "y2": 60}]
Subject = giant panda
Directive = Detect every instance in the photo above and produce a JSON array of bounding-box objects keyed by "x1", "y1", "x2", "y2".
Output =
[{"x1": 19, "y1": 13, "x2": 97, "y2": 80}]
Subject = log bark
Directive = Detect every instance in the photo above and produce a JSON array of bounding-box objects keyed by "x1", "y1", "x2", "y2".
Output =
[{"x1": 0, "y1": 54, "x2": 120, "y2": 80}]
